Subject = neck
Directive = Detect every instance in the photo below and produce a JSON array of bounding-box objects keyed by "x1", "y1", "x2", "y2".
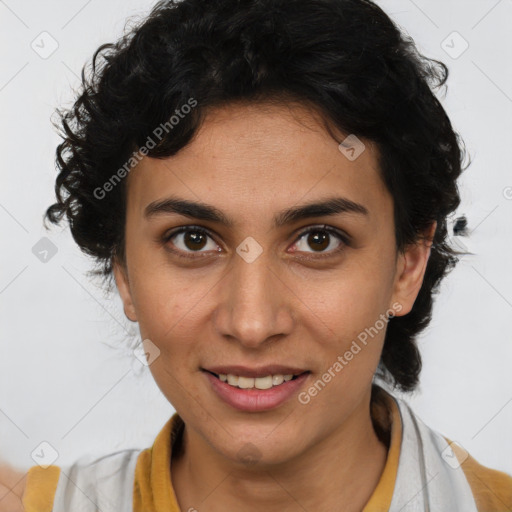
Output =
[{"x1": 171, "y1": 385, "x2": 389, "y2": 512}]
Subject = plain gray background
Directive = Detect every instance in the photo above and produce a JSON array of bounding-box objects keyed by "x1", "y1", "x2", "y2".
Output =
[{"x1": 1, "y1": 0, "x2": 511, "y2": 475}]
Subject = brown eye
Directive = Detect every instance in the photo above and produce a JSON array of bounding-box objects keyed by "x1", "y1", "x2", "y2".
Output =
[
  {"x1": 162, "y1": 226, "x2": 221, "y2": 256},
  {"x1": 183, "y1": 230, "x2": 208, "y2": 251},
  {"x1": 292, "y1": 225, "x2": 349, "y2": 255},
  {"x1": 306, "y1": 230, "x2": 330, "y2": 251}
]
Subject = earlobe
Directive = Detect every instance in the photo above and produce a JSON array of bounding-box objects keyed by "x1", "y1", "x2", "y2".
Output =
[
  {"x1": 113, "y1": 260, "x2": 138, "y2": 323},
  {"x1": 391, "y1": 221, "x2": 437, "y2": 316}
]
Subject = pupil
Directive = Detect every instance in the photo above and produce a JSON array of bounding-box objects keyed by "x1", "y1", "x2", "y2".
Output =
[
  {"x1": 185, "y1": 231, "x2": 206, "y2": 250},
  {"x1": 308, "y1": 231, "x2": 328, "y2": 251}
]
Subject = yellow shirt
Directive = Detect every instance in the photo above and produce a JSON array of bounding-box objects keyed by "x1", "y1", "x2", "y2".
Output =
[{"x1": 22, "y1": 390, "x2": 512, "y2": 511}]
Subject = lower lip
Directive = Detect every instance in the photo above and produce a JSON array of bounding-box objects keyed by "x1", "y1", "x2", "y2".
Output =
[{"x1": 203, "y1": 371, "x2": 310, "y2": 412}]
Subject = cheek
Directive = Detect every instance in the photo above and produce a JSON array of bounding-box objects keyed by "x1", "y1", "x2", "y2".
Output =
[
  {"x1": 127, "y1": 242, "x2": 197, "y2": 316},
  {"x1": 298, "y1": 256, "x2": 395, "y2": 384},
  {"x1": 129, "y1": 269, "x2": 224, "y2": 376},
  {"x1": 305, "y1": 285, "x2": 389, "y2": 407},
  {"x1": 304, "y1": 260, "x2": 394, "y2": 337},
  {"x1": 137, "y1": 293, "x2": 199, "y2": 347}
]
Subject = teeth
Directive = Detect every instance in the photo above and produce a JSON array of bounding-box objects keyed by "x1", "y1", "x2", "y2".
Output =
[
  {"x1": 238, "y1": 376, "x2": 255, "y2": 389},
  {"x1": 218, "y1": 373, "x2": 298, "y2": 389},
  {"x1": 272, "y1": 374, "x2": 284, "y2": 385},
  {"x1": 254, "y1": 376, "x2": 273, "y2": 389},
  {"x1": 226, "y1": 374, "x2": 239, "y2": 386}
]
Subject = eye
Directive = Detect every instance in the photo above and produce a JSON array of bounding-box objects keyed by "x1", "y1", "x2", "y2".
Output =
[
  {"x1": 161, "y1": 224, "x2": 349, "y2": 260},
  {"x1": 162, "y1": 226, "x2": 221, "y2": 258},
  {"x1": 290, "y1": 225, "x2": 349, "y2": 256}
]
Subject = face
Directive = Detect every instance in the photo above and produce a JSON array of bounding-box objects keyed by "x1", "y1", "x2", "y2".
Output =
[{"x1": 114, "y1": 101, "x2": 434, "y2": 468}]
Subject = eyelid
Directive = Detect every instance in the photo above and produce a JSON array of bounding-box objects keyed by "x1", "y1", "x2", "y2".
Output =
[{"x1": 161, "y1": 224, "x2": 350, "y2": 258}]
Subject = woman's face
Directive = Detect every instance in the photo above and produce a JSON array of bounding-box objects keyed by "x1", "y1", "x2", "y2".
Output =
[{"x1": 114, "y1": 101, "x2": 432, "y2": 467}]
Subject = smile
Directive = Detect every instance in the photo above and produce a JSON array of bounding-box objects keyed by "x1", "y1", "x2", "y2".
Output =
[
  {"x1": 208, "y1": 371, "x2": 306, "y2": 390},
  {"x1": 202, "y1": 370, "x2": 311, "y2": 412}
]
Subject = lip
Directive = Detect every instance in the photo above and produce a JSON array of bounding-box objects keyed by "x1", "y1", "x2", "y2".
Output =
[
  {"x1": 202, "y1": 365, "x2": 309, "y2": 378},
  {"x1": 203, "y1": 370, "x2": 310, "y2": 412}
]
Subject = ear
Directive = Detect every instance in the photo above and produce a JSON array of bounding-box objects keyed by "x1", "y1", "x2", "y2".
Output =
[
  {"x1": 113, "y1": 259, "x2": 138, "y2": 322},
  {"x1": 390, "y1": 221, "x2": 437, "y2": 316}
]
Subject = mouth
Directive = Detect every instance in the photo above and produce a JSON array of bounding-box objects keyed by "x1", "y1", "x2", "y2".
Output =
[{"x1": 202, "y1": 369, "x2": 311, "y2": 412}]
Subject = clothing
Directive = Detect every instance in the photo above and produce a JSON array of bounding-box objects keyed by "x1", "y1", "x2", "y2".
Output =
[{"x1": 23, "y1": 387, "x2": 512, "y2": 511}]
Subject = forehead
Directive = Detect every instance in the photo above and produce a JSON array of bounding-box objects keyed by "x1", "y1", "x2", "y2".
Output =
[{"x1": 125, "y1": 101, "x2": 391, "y2": 226}]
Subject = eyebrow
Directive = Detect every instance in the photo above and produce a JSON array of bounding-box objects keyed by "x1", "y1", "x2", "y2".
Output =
[{"x1": 143, "y1": 195, "x2": 369, "y2": 228}]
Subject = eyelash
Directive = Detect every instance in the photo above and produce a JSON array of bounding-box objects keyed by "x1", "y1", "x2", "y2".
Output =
[{"x1": 161, "y1": 225, "x2": 350, "y2": 260}]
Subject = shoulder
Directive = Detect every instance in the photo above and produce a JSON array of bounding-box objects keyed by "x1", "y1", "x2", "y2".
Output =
[
  {"x1": 446, "y1": 437, "x2": 512, "y2": 511},
  {"x1": 16, "y1": 448, "x2": 143, "y2": 512},
  {"x1": 52, "y1": 449, "x2": 142, "y2": 511},
  {"x1": 21, "y1": 464, "x2": 61, "y2": 512}
]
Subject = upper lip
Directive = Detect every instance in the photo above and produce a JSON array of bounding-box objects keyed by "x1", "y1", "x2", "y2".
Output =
[{"x1": 203, "y1": 365, "x2": 309, "y2": 378}]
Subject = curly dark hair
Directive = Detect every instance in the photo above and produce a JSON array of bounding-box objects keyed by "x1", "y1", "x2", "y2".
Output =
[{"x1": 44, "y1": 0, "x2": 470, "y2": 392}]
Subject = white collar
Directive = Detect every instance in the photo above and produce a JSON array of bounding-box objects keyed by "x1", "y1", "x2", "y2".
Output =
[{"x1": 389, "y1": 393, "x2": 478, "y2": 512}]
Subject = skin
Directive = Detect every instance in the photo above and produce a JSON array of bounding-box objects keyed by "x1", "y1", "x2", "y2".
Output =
[
  {"x1": 0, "y1": 465, "x2": 26, "y2": 511},
  {"x1": 114, "y1": 101, "x2": 436, "y2": 512}
]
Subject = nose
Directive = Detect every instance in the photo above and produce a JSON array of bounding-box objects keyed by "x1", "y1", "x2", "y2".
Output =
[{"x1": 213, "y1": 249, "x2": 295, "y2": 349}]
